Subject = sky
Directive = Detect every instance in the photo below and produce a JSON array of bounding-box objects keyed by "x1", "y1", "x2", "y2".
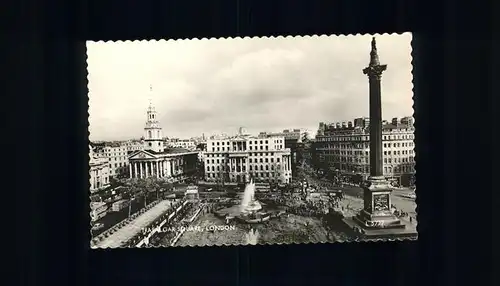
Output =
[{"x1": 87, "y1": 33, "x2": 413, "y2": 141}]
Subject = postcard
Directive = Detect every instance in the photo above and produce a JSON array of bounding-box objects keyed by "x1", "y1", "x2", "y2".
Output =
[{"x1": 88, "y1": 33, "x2": 416, "y2": 248}]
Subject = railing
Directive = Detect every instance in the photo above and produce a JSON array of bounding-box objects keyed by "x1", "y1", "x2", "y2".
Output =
[
  {"x1": 90, "y1": 200, "x2": 161, "y2": 247},
  {"x1": 133, "y1": 200, "x2": 190, "y2": 247}
]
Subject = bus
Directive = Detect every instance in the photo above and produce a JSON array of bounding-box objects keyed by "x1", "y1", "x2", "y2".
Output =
[
  {"x1": 184, "y1": 185, "x2": 200, "y2": 201},
  {"x1": 90, "y1": 202, "x2": 109, "y2": 222},
  {"x1": 111, "y1": 199, "x2": 129, "y2": 212},
  {"x1": 255, "y1": 183, "x2": 270, "y2": 193}
]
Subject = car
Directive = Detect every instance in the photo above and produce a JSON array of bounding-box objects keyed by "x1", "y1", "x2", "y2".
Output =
[
  {"x1": 402, "y1": 192, "x2": 416, "y2": 199},
  {"x1": 92, "y1": 223, "x2": 104, "y2": 231}
]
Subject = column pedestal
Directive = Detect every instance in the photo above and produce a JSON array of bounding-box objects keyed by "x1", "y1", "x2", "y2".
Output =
[{"x1": 342, "y1": 176, "x2": 417, "y2": 239}]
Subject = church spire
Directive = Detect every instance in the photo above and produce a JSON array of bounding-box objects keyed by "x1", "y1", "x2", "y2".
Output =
[
  {"x1": 143, "y1": 84, "x2": 164, "y2": 152},
  {"x1": 147, "y1": 84, "x2": 155, "y2": 112}
]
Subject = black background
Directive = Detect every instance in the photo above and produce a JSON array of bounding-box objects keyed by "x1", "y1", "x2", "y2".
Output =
[{"x1": 10, "y1": 0, "x2": 494, "y2": 285}]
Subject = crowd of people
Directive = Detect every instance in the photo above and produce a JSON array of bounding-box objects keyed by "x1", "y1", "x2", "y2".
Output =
[{"x1": 391, "y1": 204, "x2": 416, "y2": 223}]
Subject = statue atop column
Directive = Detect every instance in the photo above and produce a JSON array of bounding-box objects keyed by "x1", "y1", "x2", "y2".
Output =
[{"x1": 369, "y1": 37, "x2": 380, "y2": 67}]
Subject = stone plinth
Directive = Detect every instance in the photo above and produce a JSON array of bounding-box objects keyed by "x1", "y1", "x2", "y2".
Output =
[{"x1": 342, "y1": 177, "x2": 417, "y2": 238}]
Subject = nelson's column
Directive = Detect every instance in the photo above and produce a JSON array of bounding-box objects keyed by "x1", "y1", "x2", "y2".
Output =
[{"x1": 343, "y1": 37, "x2": 417, "y2": 238}]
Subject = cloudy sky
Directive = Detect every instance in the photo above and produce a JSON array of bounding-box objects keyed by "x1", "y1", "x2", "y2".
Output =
[{"x1": 87, "y1": 33, "x2": 413, "y2": 141}]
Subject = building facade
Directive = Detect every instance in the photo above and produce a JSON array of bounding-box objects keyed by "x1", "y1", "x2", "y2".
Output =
[
  {"x1": 258, "y1": 128, "x2": 311, "y2": 180},
  {"x1": 92, "y1": 143, "x2": 129, "y2": 178},
  {"x1": 128, "y1": 96, "x2": 199, "y2": 183},
  {"x1": 124, "y1": 140, "x2": 145, "y2": 153},
  {"x1": 89, "y1": 145, "x2": 110, "y2": 193},
  {"x1": 167, "y1": 139, "x2": 197, "y2": 150},
  {"x1": 314, "y1": 117, "x2": 415, "y2": 186},
  {"x1": 204, "y1": 135, "x2": 293, "y2": 184}
]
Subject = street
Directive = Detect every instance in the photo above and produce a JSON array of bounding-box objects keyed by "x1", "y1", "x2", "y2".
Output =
[
  {"x1": 92, "y1": 193, "x2": 157, "y2": 236},
  {"x1": 297, "y1": 166, "x2": 417, "y2": 223},
  {"x1": 93, "y1": 200, "x2": 173, "y2": 248}
]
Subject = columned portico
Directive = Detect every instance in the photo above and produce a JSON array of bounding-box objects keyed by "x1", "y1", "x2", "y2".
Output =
[{"x1": 129, "y1": 151, "x2": 199, "y2": 182}]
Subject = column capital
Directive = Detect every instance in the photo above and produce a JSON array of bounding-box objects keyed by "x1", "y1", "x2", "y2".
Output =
[{"x1": 363, "y1": 64, "x2": 387, "y2": 79}]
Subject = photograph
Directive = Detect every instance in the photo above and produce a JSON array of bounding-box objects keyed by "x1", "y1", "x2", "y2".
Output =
[{"x1": 87, "y1": 33, "x2": 417, "y2": 248}]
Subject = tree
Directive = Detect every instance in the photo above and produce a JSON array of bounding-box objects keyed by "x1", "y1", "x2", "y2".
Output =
[
  {"x1": 196, "y1": 160, "x2": 205, "y2": 181},
  {"x1": 122, "y1": 178, "x2": 140, "y2": 217},
  {"x1": 143, "y1": 177, "x2": 161, "y2": 207},
  {"x1": 115, "y1": 166, "x2": 129, "y2": 180},
  {"x1": 301, "y1": 132, "x2": 310, "y2": 143}
]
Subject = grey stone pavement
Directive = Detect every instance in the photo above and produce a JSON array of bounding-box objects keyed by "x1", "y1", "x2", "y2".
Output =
[
  {"x1": 93, "y1": 200, "x2": 172, "y2": 248},
  {"x1": 339, "y1": 194, "x2": 417, "y2": 225}
]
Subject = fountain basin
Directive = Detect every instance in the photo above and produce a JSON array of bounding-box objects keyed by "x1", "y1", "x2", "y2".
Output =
[
  {"x1": 236, "y1": 213, "x2": 271, "y2": 224},
  {"x1": 213, "y1": 179, "x2": 286, "y2": 224}
]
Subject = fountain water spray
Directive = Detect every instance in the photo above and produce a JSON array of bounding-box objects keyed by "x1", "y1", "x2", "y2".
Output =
[
  {"x1": 240, "y1": 179, "x2": 256, "y2": 212},
  {"x1": 245, "y1": 228, "x2": 259, "y2": 245}
]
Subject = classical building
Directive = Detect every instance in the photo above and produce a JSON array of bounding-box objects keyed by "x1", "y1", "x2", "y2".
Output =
[
  {"x1": 127, "y1": 93, "x2": 198, "y2": 183},
  {"x1": 314, "y1": 117, "x2": 415, "y2": 186},
  {"x1": 89, "y1": 145, "x2": 110, "y2": 193},
  {"x1": 204, "y1": 135, "x2": 293, "y2": 184},
  {"x1": 258, "y1": 128, "x2": 311, "y2": 180},
  {"x1": 92, "y1": 142, "x2": 129, "y2": 177}
]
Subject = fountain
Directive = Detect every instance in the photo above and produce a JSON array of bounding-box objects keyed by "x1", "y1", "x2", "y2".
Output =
[
  {"x1": 214, "y1": 179, "x2": 286, "y2": 224},
  {"x1": 245, "y1": 228, "x2": 259, "y2": 245},
  {"x1": 240, "y1": 180, "x2": 262, "y2": 213}
]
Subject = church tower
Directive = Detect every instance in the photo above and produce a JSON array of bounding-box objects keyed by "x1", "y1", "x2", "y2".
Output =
[{"x1": 143, "y1": 85, "x2": 164, "y2": 152}]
